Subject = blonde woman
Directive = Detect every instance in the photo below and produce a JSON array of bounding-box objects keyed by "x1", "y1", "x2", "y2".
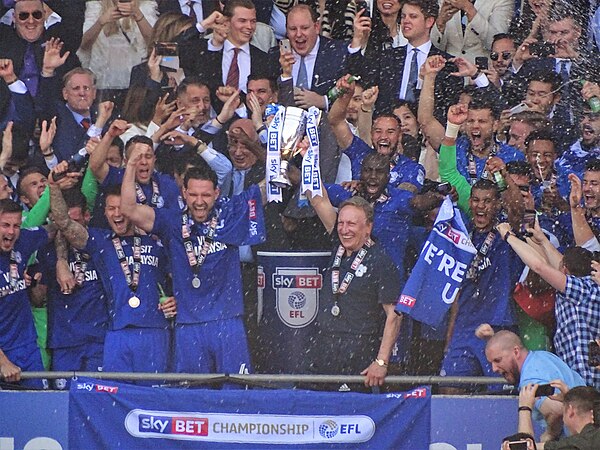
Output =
[{"x1": 78, "y1": 0, "x2": 158, "y2": 109}]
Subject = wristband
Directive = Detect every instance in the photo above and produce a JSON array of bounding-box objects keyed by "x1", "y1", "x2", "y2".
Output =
[
  {"x1": 256, "y1": 125, "x2": 267, "y2": 133},
  {"x1": 193, "y1": 139, "x2": 206, "y2": 154},
  {"x1": 361, "y1": 106, "x2": 372, "y2": 113},
  {"x1": 470, "y1": 70, "x2": 481, "y2": 80},
  {"x1": 215, "y1": 116, "x2": 225, "y2": 125},
  {"x1": 445, "y1": 122, "x2": 460, "y2": 139},
  {"x1": 518, "y1": 406, "x2": 532, "y2": 412},
  {"x1": 134, "y1": 14, "x2": 144, "y2": 22},
  {"x1": 503, "y1": 230, "x2": 515, "y2": 242}
]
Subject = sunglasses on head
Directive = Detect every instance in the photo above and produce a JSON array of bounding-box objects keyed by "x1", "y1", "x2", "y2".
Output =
[
  {"x1": 17, "y1": 10, "x2": 44, "y2": 21},
  {"x1": 490, "y1": 51, "x2": 513, "y2": 61}
]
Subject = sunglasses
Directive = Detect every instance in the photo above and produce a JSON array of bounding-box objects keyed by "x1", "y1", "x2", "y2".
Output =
[
  {"x1": 490, "y1": 51, "x2": 513, "y2": 61},
  {"x1": 17, "y1": 10, "x2": 44, "y2": 21}
]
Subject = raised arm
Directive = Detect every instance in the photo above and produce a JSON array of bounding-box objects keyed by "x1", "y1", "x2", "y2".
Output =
[
  {"x1": 307, "y1": 186, "x2": 337, "y2": 234},
  {"x1": 120, "y1": 144, "x2": 156, "y2": 234},
  {"x1": 569, "y1": 174, "x2": 596, "y2": 246},
  {"x1": 89, "y1": 119, "x2": 129, "y2": 184},
  {"x1": 418, "y1": 56, "x2": 446, "y2": 150},
  {"x1": 497, "y1": 222, "x2": 566, "y2": 293},
  {"x1": 357, "y1": 86, "x2": 377, "y2": 146},
  {"x1": 48, "y1": 164, "x2": 89, "y2": 250},
  {"x1": 328, "y1": 75, "x2": 356, "y2": 151}
]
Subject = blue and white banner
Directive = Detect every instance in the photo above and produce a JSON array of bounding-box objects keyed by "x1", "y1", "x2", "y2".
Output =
[
  {"x1": 301, "y1": 106, "x2": 323, "y2": 198},
  {"x1": 266, "y1": 107, "x2": 284, "y2": 203},
  {"x1": 69, "y1": 378, "x2": 430, "y2": 449},
  {"x1": 396, "y1": 197, "x2": 476, "y2": 327}
]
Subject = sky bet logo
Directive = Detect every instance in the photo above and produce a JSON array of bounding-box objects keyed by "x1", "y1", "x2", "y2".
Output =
[
  {"x1": 139, "y1": 414, "x2": 208, "y2": 436},
  {"x1": 272, "y1": 274, "x2": 322, "y2": 289}
]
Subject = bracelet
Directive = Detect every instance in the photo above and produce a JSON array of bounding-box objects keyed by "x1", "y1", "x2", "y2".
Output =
[
  {"x1": 134, "y1": 14, "x2": 144, "y2": 22},
  {"x1": 445, "y1": 122, "x2": 460, "y2": 139},
  {"x1": 503, "y1": 230, "x2": 514, "y2": 242},
  {"x1": 470, "y1": 70, "x2": 481, "y2": 80},
  {"x1": 518, "y1": 406, "x2": 532, "y2": 412},
  {"x1": 215, "y1": 116, "x2": 225, "y2": 126},
  {"x1": 361, "y1": 106, "x2": 372, "y2": 113},
  {"x1": 256, "y1": 125, "x2": 267, "y2": 133}
]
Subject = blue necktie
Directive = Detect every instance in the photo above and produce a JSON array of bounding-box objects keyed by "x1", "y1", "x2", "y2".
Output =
[
  {"x1": 296, "y1": 56, "x2": 309, "y2": 89},
  {"x1": 233, "y1": 169, "x2": 245, "y2": 195},
  {"x1": 20, "y1": 43, "x2": 39, "y2": 97},
  {"x1": 405, "y1": 48, "x2": 419, "y2": 103}
]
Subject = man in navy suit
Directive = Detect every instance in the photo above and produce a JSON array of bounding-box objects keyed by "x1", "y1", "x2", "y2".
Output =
[
  {"x1": 283, "y1": 4, "x2": 349, "y2": 110},
  {"x1": 359, "y1": 0, "x2": 461, "y2": 120},
  {"x1": 188, "y1": 0, "x2": 277, "y2": 112}
]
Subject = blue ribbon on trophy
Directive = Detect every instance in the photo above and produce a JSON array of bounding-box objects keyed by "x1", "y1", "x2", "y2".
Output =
[{"x1": 301, "y1": 106, "x2": 323, "y2": 198}]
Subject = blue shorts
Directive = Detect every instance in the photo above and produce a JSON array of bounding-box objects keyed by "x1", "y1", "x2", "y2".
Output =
[
  {"x1": 174, "y1": 318, "x2": 251, "y2": 377},
  {"x1": 4, "y1": 342, "x2": 46, "y2": 389},
  {"x1": 51, "y1": 342, "x2": 104, "y2": 390},
  {"x1": 103, "y1": 328, "x2": 170, "y2": 379}
]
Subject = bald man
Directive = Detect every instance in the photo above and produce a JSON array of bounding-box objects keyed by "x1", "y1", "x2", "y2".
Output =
[{"x1": 485, "y1": 331, "x2": 585, "y2": 442}]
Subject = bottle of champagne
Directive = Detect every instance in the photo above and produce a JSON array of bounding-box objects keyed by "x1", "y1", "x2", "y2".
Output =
[
  {"x1": 326, "y1": 75, "x2": 361, "y2": 104},
  {"x1": 581, "y1": 80, "x2": 600, "y2": 113}
]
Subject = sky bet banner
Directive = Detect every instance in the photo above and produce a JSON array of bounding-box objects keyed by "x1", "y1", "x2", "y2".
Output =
[
  {"x1": 69, "y1": 378, "x2": 430, "y2": 449},
  {"x1": 396, "y1": 197, "x2": 477, "y2": 327}
]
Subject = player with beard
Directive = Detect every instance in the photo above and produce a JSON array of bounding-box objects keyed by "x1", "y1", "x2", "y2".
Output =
[
  {"x1": 485, "y1": 331, "x2": 584, "y2": 442},
  {"x1": 329, "y1": 75, "x2": 425, "y2": 193},
  {"x1": 48, "y1": 164, "x2": 175, "y2": 380},
  {"x1": 120, "y1": 144, "x2": 267, "y2": 378},
  {"x1": 454, "y1": 93, "x2": 524, "y2": 185}
]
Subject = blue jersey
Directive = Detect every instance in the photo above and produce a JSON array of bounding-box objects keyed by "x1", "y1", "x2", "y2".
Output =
[
  {"x1": 91, "y1": 167, "x2": 182, "y2": 228},
  {"x1": 454, "y1": 227, "x2": 524, "y2": 333},
  {"x1": 152, "y1": 185, "x2": 266, "y2": 324},
  {"x1": 455, "y1": 137, "x2": 524, "y2": 181},
  {"x1": 344, "y1": 135, "x2": 425, "y2": 190},
  {"x1": 326, "y1": 184, "x2": 414, "y2": 287},
  {"x1": 0, "y1": 228, "x2": 48, "y2": 352},
  {"x1": 38, "y1": 244, "x2": 108, "y2": 349},
  {"x1": 84, "y1": 228, "x2": 169, "y2": 331}
]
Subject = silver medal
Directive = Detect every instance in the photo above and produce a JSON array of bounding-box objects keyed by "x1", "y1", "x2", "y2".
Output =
[
  {"x1": 192, "y1": 276, "x2": 201, "y2": 289},
  {"x1": 128, "y1": 296, "x2": 140, "y2": 308},
  {"x1": 331, "y1": 304, "x2": 340, "y2": 317}
]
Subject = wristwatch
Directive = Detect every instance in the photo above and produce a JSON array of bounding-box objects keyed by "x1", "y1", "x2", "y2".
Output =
[{"x1": 374, "y1": 358, "x2": 388, "y2": 368}]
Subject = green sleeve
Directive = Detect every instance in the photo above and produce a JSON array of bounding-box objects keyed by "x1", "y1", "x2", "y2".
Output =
[
  {"x1": 21, "y1": 186, "x2": 50, "y2": 228},
  {"x1": 81, "y1": 166, "x2": 99, "y2": 214},
  {"x1": 439, "y1": 143, "x2": 472, "y2": 216}
]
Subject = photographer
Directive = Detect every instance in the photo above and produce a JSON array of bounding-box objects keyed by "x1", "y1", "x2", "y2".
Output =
[{"x1": 518, "y1": 383, "x2": 600, "y2": 449}]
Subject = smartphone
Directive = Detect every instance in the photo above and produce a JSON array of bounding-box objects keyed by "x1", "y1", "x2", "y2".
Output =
[
  {"x1": 521, "y1": 209, "x2": 536, "y2": 236},
  {"x1": 535, "y1": 384, "x2": 555, "y2": 397},
  {"x1": 161, "y1": 85, "x2": 175, "y2": 102},
  {"x1": 509, "y1": 102, "x2": 530, "y2": 116},
  {"x1": 437, "y1": 182, "x2": 451, "y2": 195},
  {"x1": 589, "y1": 341, "x2": 600, "y2": 367},
  {"x1": 529, "y1": 42, "x2": 555, "y2": 58},
  {"x1": 507, "y1": 441, "x2": 528, "y2": 450},
  {"x1": 475, "y1": 56, "x2": 488, "y2": 70},
  {"x1": 279, "y1": 38, "x2": 292, "y2": 54},
  {"x1": 357, "y1": 0, "x2": 370, "y2": 17},
  {"x1": 155, "y1": 42, "x2": 178, "y2": 56}
]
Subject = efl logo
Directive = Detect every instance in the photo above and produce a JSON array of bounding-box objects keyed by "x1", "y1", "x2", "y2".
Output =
[
  {"x1": 138, "y1": 414, "x2": 209, "y2": 436},
  {"x1": 248, "y1": 200, "x2": 257, "y2": 220},
  {"x1": 398, "y1": 294, "x2": 416, "y2": 308},
  {"x1": 273, "y1": 268, "x2": 322, "y2": 328}
]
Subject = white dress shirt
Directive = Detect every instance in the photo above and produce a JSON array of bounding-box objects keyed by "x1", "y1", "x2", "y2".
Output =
[{"x1": 400, "y1": 41, "x2": 432, "y2": 100}]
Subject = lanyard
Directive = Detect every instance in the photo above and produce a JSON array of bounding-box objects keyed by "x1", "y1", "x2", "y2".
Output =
[
  {"x1": 73, "y1": 249, "x2": 89, "y2": 287},
  {"x1": 468, "y1": 144, "x2": 498, "y2": 185},
  {"x1": 135, "y1": 179, "x2": 161, "y2": 207},
  {"x1": 465, "y1": 230, "x2": 496, "y2": 280},
  {"x1": 331, "y1": 238, "x2": 373, "y2": 295},
  {"x1": 112, "y1": 235, "x2": 141, "y2": 292},
  {"x1": 182, "y1": 211, "x2": 218, "y2": 278}
]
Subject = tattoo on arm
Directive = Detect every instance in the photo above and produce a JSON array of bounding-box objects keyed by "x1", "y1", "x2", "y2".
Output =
[{"x1": 49, "y1": 185, "x2": 89, "y2": 249}]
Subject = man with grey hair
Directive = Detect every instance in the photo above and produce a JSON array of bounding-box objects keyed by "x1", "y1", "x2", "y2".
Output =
[{"x1": 308, "y1": 192, "x2": 402, "y2": 390}]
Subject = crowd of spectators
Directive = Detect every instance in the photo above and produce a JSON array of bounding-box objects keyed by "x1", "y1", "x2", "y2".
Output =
[{"x1": 1, "y1": 0, "x2": 600, "y2": 438}]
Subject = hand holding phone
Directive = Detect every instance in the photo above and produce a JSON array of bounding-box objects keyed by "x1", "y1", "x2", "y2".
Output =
[
  {"x1": 279, "y1": 38, "x2": 292, "y2": 54},
  {"x1": 535, "y1": 383, "x2": 555, "y2": 397},
  {"x1": 475, "y1": 56, "x2": 488, "y2": 70}
]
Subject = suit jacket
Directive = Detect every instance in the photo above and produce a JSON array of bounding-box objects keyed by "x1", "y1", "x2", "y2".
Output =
[
  {"x1": 430, "y1": 0, "x2": 513, "y2": 61},
  {"x1": 367, "y1": 43, "x2": 462, "y2": 121},
  {"x1": 307, "y1": 36, "x2": 349, "y2": 96},
  {"x1": 157, "y1": 0, "x2": 273, "y2": 23}
]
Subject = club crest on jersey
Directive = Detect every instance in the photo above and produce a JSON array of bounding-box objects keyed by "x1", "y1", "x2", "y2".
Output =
[{"x1": 273, "y1": 267, "x2": 322, "y2": 328}]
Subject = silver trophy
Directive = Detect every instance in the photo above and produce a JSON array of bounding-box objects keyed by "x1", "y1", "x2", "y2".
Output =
[{"x1": 270, "y1": 106, "x2": 307, "y2": 188}]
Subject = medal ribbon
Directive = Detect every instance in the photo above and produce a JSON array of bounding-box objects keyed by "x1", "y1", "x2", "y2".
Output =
[
  {"x1": 135, "y1": 179, "x2": 161, "y2": 207},
  {"x1": 331, "y1": 239, "x2": 373, "y2": 295},
  {"x1": 73, "y1": 249, "x2": 89, "y2": 286},
  {"x1": 468, "y1": 144, "x2": 497, "y2": 185},
  {"x1": 182, "y1": 211, "x2": 218, "y2": 278},
  {"x1": 465, "y1": 230, "x2": 496, "y2": 281},
  {"x1": 112, "y1": 235, "x2": 141, "y2": 292}
]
